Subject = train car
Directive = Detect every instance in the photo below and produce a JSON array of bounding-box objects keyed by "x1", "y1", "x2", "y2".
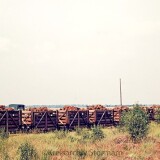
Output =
[
  {"x1": 22, "y1": 110, "x2": 58, "y2": 132},
  {"x1": 0, "y1": 104, "x2": 159, "y2": 133},
  {"x1": 0, "y1": 110, "x2": 22, "y2": 133},
  {"x1": 58, "y1": 109, "x2": 89, "y2": 129},
  {"x1": 89, "y1": 109, "x2": 114, "y2": 126},
  {"x1": 32, "y1": 110, "x2": 58, "y2": 131}
]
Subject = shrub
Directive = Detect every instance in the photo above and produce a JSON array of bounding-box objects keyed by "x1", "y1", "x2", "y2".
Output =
[
  {"x1": 119, "y1": 110, "x2": 132, "y2": 132},
  {"x1": 154, "y1": 108, "x2": 160, "y2": 123},
  {"x1": 90, "y1": 125, "x2": 105, "y2": 142},
  {"x1": 18, "y1": 142, "x2": 38, "y2": 160},
  {"x1": 120, "y1": 104, "x2": 149, "y2": 141}
]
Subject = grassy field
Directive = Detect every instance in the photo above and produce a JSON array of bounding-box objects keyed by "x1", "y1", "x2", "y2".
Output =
[{"x1": 0, "y1": 122, "x2": 160, "y2": 160}]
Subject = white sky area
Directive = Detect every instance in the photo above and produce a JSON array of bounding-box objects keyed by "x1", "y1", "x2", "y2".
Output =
[{"x1": 0, "y1": 0, "x2": 160, "y2": 105}]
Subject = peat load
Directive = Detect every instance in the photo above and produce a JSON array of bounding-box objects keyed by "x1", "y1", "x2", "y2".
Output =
[
  {"x1": 22, "y1": 107, "x2": 50, "y2": 125},
  {"x1": 0, "y1": 105, "x2": 14, "y2": 111}
]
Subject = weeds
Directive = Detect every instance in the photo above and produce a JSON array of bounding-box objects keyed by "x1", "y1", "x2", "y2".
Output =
[
  {"x1": 54, "y1": 130, "x2": 68, "y2": 139},
  {"x1": 68, "y1": 135, "x2": 78, "y2": 142},
  {"x1": 81, "y1": 129, "x2": 91, "y2": 140},
  {"x1": 41, "y1": 149, "x2": 53, "y2": 160},
  {"x1": 90, "y1": 125, "x2": 105, "y2": 142},
  {"x1": 75, "y1": 149, "x2": 87, "y2": 159},
  {"x1": 0, "y1": 128, "x2": 9, "y2": 139},
  {"x1": 154, "y1": 108, "x2": 160, "y2": 123},
  {"x1": 75, "y1": 127, "x2": 83, "y2": 135},
  {"x1": 1, "y1": 151, "x2": 10, "y2": 160},
  {"x1": 0, "y1": 139, "x2": 10, "y2": 160},
  {"x1": 18, "y1": 141, "x2": 38, "y2": 160}
]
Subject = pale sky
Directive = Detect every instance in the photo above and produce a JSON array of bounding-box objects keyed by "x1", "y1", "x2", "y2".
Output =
[{"x1": 0, "y1": 0, "x2": 160, "y2": 105}]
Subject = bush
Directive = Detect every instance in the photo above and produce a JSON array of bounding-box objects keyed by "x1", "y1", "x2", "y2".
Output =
[
  {"x1": 120, "y1": 104, "x2": 149, "y2": 141},
  {"x1": 90, "y1": 125, "x2": 105, "y2": 142},
  {"x1": 18, "y1": 142, "x2": 38, "y2": 160},
  {"x1": 119, "y1": 110, "x2": 132, "y2": 132},
  {"x1": 154, "y1": 108, "x2": 160, "y2": 123},
  {"x1": 0, "y1": 128, "x2": 9, "y2": 139}
]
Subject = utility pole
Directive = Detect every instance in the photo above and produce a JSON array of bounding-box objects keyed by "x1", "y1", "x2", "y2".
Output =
[{"x1": 120, "y1": 78, "x2": 122, "y2": 106}]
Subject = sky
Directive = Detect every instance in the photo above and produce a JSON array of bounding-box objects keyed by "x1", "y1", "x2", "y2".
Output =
[{"x1": 0, "y1": 0, "x2": 160, "y2": 105}]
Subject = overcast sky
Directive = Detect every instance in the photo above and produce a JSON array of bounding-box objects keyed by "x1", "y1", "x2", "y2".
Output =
[{"x1": 0, "y1": 0, "x2": 160, "y2": 105}]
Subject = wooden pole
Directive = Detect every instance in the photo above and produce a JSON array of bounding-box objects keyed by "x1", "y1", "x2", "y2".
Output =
[{"x1": 120, "y1": 78, "x2": 122, "y2": 107}]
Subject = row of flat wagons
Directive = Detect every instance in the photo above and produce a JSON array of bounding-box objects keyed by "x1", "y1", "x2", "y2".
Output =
[{"x1": 0, "y1": 104, "x2": 159, "y2": 133}]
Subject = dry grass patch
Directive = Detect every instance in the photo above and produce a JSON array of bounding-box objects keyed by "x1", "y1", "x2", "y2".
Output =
[{"x1": 0, "y1": 124, "x2": 160, "y2": 159}]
